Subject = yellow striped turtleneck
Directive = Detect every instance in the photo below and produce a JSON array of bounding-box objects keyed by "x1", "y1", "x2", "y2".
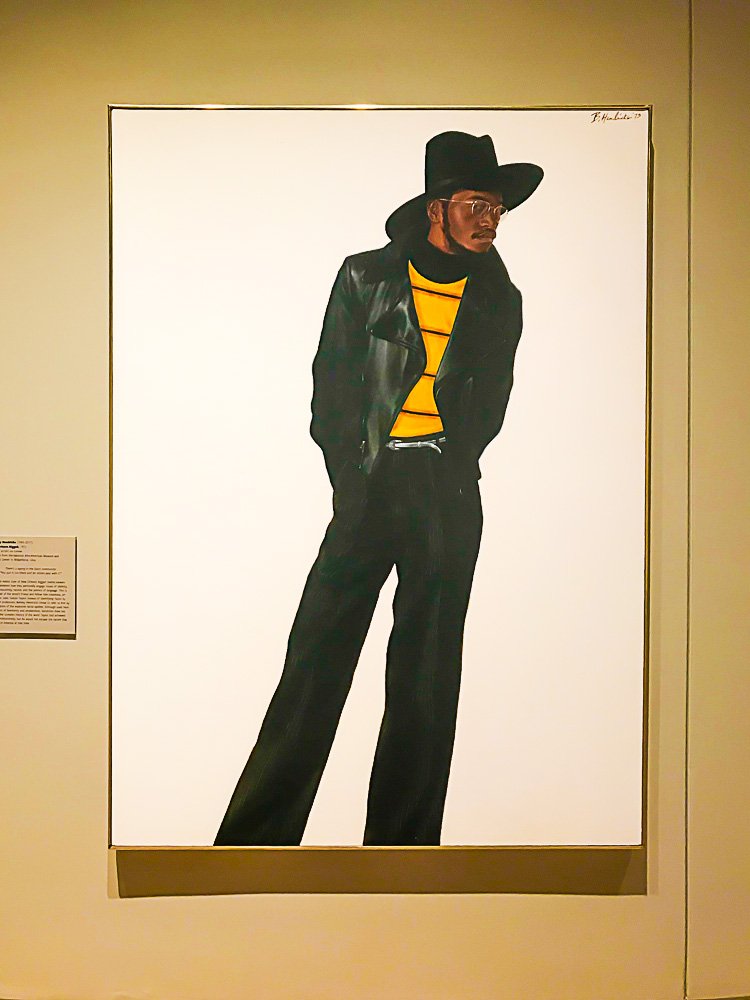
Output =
[{"x1": 389, "y1": 261, "x2": 468, "y2": 438}]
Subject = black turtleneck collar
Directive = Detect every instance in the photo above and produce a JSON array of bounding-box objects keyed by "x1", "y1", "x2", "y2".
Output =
[
  {"x1": 407, "y1": 237, "x2": 476, "y2": 284},
  {"x1": 361, "y1": 231, "x2": 506, "y2": 288}
]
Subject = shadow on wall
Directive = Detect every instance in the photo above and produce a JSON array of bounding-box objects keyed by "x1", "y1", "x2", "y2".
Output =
[{"x1": 113, "y1": 846, "x2": 647, "y2": 898}]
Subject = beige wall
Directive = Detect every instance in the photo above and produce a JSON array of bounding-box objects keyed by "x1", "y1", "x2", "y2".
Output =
[
  {"x1": 0, "y1": 1, "x2": 741, "y2": 998},
  {"x1": 688, "y1": 2, "x2": 750, "y2": 998}
]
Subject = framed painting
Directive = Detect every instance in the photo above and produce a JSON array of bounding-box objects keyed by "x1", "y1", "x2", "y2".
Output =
[{"x1": 110, "y1": 105, "x2": 650, "y2": 854}]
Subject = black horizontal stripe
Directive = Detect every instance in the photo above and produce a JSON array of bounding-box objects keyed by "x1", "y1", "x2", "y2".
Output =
[
  {"x1": 401, "y1": 407, "x2": 440, "y2": 416},
  {"x1": 412, "y1": 285, "x2": 463, "y2": 300},
  {"x1": 421, "y1": 327, "x2": 451, "y2": 338},
  {"x1": 421, "y1": 372, "x2": 436, "y2": 379}
]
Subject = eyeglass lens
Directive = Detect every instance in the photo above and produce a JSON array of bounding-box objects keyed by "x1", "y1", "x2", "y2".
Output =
[{"x1": 470, "y1": 200, "x2": 506, "y2": 222}]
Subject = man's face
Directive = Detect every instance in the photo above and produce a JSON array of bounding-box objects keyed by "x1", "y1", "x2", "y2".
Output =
[{"x1": 427, "y1": 188, "x2": 505, "y2": 254}]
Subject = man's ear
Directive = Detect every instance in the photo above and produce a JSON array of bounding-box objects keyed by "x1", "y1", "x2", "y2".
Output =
[{"x1": 426, "y1": 198, "x2": 443, "y2": 224}]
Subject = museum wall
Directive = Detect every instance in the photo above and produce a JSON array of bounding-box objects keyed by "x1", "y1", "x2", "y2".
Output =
[
  {"x1": 688, "y1": 2, "x2": 750, "y2": 998},
  {"x1": 0, "y1": 1, "x2": 743, "y2": 998}
]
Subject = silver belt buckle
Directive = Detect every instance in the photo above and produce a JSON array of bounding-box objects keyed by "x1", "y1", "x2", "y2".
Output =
[{"x1": 387, "y1": 436, "x2": 446, "y2": 454}]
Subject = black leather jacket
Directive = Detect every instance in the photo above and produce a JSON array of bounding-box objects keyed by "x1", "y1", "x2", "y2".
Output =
[{"x1": 310, "y1": 238, "x2": 523, "y2": 488}]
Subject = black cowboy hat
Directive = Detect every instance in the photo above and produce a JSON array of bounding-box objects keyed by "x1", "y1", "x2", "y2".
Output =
[{"x1": 385, "y1": 130, "x2": 543, "y2": 240}]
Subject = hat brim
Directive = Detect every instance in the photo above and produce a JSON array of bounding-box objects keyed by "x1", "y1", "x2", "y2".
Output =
[{"x1": 385, "y1": 162, "x2": 543, "y2": 240}]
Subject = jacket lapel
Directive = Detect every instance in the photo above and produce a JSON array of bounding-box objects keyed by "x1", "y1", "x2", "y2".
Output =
[
  {"x1": 437, "y1": 278, "x2": 497, "y2": 381},
  {"x1": 365, "y1": 248, "x2": 425, "y2": 361}
]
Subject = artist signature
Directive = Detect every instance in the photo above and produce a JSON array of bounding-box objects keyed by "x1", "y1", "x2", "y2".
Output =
[{"x1": 590, "y1": 110, "x2": 643, "y2": 124}]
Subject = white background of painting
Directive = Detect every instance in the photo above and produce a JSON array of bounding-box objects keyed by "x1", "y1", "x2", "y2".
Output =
[{"x1": 111, "y1": 108, "x2": 648, "y2": 846}]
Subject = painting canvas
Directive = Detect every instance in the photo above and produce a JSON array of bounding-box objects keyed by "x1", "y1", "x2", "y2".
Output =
[{"x1": 110, "y1": 106, "x2": 649, "y2": 847}]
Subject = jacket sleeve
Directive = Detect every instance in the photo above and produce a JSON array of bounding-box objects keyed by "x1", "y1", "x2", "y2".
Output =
[
  {"x1": 310, "y1": 258, "x2": 368, "y2": 488},
  {"x1": 473, "y1": 285, "x2": 523, "y2": 462}
]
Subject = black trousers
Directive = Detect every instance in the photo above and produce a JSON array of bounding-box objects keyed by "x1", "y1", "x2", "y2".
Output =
[{"x1": 214, "y1": 446, "x2": 483, "y2": 846}]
